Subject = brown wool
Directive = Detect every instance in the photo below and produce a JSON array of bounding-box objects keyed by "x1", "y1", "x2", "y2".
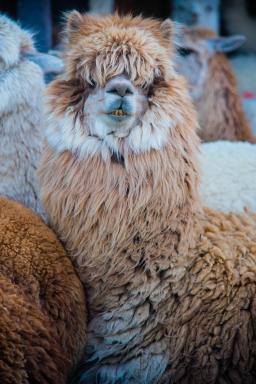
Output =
[{"x1": 0, "y1": 198, "x2": 87, "y2": 383}]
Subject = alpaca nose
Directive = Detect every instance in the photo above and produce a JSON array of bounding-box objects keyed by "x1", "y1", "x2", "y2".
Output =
[{"x1": 107, "y1": 81, "x2": 134, "y2": 97}]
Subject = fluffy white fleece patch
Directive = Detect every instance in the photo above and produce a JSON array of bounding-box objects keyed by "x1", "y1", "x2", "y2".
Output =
[{"x1": 200, "y1": 141, "x2": 256, "y2": 213}]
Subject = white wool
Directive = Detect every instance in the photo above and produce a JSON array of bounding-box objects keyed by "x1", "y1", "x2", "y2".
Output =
[
  {"x1": 200, "y1": 141, "x2": 256, "y2": 213},
  {"x1": 0, "y1": 14, "x2": 46, "y2": 220}
]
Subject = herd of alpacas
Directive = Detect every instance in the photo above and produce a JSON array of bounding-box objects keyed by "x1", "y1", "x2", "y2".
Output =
[{"x1": 0, "y1": 10, "x2": 256, "y2": 384}]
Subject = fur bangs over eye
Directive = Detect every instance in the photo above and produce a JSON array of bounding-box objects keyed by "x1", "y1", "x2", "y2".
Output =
[
  {"x1": 74, "y1": 47, "x2": 161, "y2": 89},
  {"x1": 68, "y1": 34, "x2": 167, "y2": 90}
]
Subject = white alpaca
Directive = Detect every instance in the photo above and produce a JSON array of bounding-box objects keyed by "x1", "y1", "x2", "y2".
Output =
[{"x1": 0, "y1": 14, "x2": 62, "y2": 220}]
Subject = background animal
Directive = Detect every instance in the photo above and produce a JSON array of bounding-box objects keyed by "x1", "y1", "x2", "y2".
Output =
[
  {"x1": 0, "y1": 14, "x2": 62, "y2": 221},
  {"x1": 39, "y1": 12, "x2": 256, "y2": 384},
  {"x1": 176, "y1": 26, "x2": 256, "y2": 143},
  {"x1": 0, "y1": 197, "x2": 87, "y2": 384}
]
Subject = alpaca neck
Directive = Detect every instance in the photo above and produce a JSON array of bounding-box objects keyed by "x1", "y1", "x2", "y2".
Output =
[{"x1": 198, "y1": 54, "x2": 253, "y2": 142}]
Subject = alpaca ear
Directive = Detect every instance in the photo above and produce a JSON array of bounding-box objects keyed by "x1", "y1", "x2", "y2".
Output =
[
  {"x1": 161, "y1": 19, "x2": 186, "y2": 48},
  {"x1": 20, "y1": 30, "x2": 35, "y2": 54},
  {"x1": 160, "y1": 19, "x2": 173, "y2": 41},
  {"x1": 24, "y1": 52, "x2": 64, "y2": 75},
  {"x1": 65, "y1": 10, "x2": 83, "y2": 39},
  {"x1": 207, "y1": 35, "x2": 246, "y2": 53},
  {"x1": 172, "y1": 21, "x2": 186, "y2": 49}
]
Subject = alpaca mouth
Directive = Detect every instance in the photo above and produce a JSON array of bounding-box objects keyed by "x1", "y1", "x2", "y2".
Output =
[{"x1": 110, "y1": 109, "x2": 127, "y2": 117}]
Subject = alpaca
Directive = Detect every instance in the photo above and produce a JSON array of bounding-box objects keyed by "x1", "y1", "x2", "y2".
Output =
[
  {"x1": 0, "y1": 197, "x2": 87, "y2": 383},
  {"x1": 39, "y1": 12, "x2": 256, "y2": 383},
  {"x1": 175, "y1": 26, "x2": 256, "y2": 143},
  {"x1": 0, "y1": 14, "x2": 62, "y2": 221}
]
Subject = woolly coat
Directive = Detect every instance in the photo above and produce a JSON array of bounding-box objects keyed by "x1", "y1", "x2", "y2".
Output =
[
  {"x1": 200, "y1": 141, "x2": 256, "y2": 213},
  {"x1": 0, "y1": 198, "x2": 87, "y2": 384},
  {"x1": 38, "y1": 13, "x2": 256, "y2": 384},
  {"x1": 0, "y1": 14, "x2": 46, "y2": 220}
]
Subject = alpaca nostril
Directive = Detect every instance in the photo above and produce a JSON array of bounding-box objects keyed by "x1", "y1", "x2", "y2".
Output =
[{"x1": 107, "y1": 83, "x2": 134, "y2": 97}]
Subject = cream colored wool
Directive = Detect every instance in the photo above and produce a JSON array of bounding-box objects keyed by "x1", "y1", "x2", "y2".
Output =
[
  {"x1": 39, "y1": 12, "x2": 256, "y2": 384},
  {"x1": 200, "y1": 141, "x2": 256, "y2": 213},
  {"x1": 0, "y1": 14, "x2": 46, "y2": 220}
]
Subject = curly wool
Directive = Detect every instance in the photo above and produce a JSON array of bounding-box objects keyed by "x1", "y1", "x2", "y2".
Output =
[
  {"x1": 200, "y1": 141, "x2": 256, "y2": 213},
  {"x1": 0, "y1": 197, "x2": 87, "y2": 384}
]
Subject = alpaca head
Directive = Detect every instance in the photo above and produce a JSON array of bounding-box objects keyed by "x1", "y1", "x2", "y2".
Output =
[
  {"x1": 175, "y1": 27, "x2": 246, "y2": 100},
  {"x1": 45, "y1": 12, "x2": 198, "y2": 163},
  {"x1": 0, "y1": 14, "x2": 35, "y2": 70},
  {"x1": 0, "y1": 14, "x2": 64, "y2": 76}
]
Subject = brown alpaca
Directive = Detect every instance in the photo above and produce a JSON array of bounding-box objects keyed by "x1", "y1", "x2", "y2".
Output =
[
  {"x1": 0, "y1": 198, "x2": 87, "y2": 384},
  {"x1": 176, "y1": 27, "x2": 256, "y2": 143},
  {"x1": 38, "y1": 12, "x2": 256, "y2": 384}
]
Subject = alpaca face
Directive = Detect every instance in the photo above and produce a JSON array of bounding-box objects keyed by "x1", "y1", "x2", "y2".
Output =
[
  {"x1": 46, "y1": 13, "x2": 181, "y2": 161},
  {"x1": 175, "y1": 30, "x2": 212, "y2": 100},
  {"x1": 175, "y1": 27, "x2": 246, "y2": 101},
  {"x1": 82, "y1": 74, "x2": 148, "y2": 142}
]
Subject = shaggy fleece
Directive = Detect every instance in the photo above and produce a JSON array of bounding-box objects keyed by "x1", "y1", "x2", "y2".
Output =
[
  {"x1": 0, "y1": 198, "x2": 87, "y2": 384},
  {"x1": 200, "y1": 141, "x2": 256, "y2": 213},
  {"x1": 39, "y1": 12, "x2": 256, "y2": 384},
  {"x1": 0, "y1": 14, "x2": 46, "y2": 220}
]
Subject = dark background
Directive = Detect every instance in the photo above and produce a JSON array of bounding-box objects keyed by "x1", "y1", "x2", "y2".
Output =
[{"x1": 0, "y1": 0, "x2": 255, "y2": 52}]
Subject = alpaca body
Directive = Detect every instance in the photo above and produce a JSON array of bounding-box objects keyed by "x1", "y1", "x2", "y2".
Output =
[
  {"x1": 200, "y1": 141, "x2": 256, "y2": 213},
  {"x1": 39, "y1": 13, "x2": 256, "y2": 383},
  {"x1": 0, "y1": 14, "x2": 61, "y2": 221},
  {"x1": 195, "y1": 51, "x2": 254, "y2": 142},
  {"x1": 0, "y1": 59, "x2": 45, "y2": 217},
  {"x1": 40, "y1": 145, "x2": 256, "y2": 383},
  {"x1": 0, "y1": 198, "x2": 87, "y2": 384},
  {"x1": 39, "y1": 145, "x2": 200, "y2": 383},
  {"x1": 40, "y1": 146, "x2": 256, "y2": 384},
  {"x1": 176, "y1": 27, "x2": 255, "y2": 143}
]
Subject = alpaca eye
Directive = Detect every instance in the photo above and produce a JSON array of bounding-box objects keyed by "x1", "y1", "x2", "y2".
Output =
[
  {"x1": 89, "y1": 78, "x2": 96, "y2": 88},
  {"x1": 178, "y1": 47, "x2": 194, "y2": 57}
]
